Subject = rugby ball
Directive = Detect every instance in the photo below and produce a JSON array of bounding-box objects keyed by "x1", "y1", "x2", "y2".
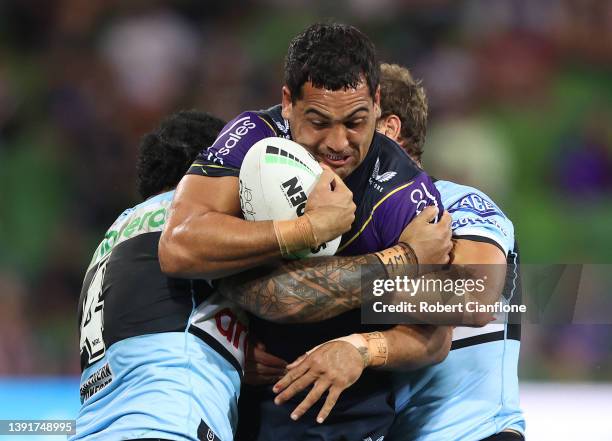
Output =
[{"x1": 239, "y1": 137, "x2": 341, "y2": 258}]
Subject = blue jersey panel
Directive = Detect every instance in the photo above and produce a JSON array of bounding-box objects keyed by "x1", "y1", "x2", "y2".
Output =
[
  {"x1": 435, "y1": 180, "x2": 514, "y2": 255},
  {"x1": 390, "y1": 341, "x2": 524, "y2": 441},
  {"x1": 72, "y1": 332, "x2": 240, "y2": 441}
]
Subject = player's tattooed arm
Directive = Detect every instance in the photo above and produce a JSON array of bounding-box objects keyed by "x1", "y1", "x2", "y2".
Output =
[{"x1": 216, "y1": 243, "x2": 417, "y2": 323}]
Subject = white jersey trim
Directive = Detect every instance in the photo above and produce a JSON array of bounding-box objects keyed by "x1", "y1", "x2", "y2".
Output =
[{"x1": 452, "y1": 323, "x2": 506, "y2": 341}]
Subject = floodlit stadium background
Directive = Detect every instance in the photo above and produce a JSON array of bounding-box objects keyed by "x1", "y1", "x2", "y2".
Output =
[{"x1": 0, "y1": 1, "x2": 611, "y2": 439}]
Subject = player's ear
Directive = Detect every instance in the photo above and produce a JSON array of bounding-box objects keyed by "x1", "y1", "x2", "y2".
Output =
[
  {"x1": 380, "y1": 114, "x2": 402, "y2": 144},
  {"x1": 373, "y1": 85, "x2": 381, "y2": 119},
  {"x1": 281, "y1": 86, "x2": 293, "y2": 120}
]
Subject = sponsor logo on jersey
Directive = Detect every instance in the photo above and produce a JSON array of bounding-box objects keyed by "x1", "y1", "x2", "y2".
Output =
[
  {"x1": 369, "y1": 158, "x2": 397, "y2": 192},
  {"x1": 447, "y1": 193, "x2": 502, "y2": 218},
  {"x1": 190, "y1": 296, "x2": 249, "y2": 370},
  {"x1": 452, "y1": 217, "x2": 508, "y2": 237},
  {"x1": 216, "y1": 116, "x2": 257, "y2": 157},
  {"x1": 96, "y1": 206, "x2": 167, "y2": 262},
  {"x1": 215, "y1": 308, "x2": 248, "y2": 353},
  {"x1": 80, "y1": 362, "x2": 113, "y2": 403},
  {"x1": 409, "y1": 181, "x2": 440, "y2": 215},
  {"x1": 281, "y1": 176, "x2": 308, "y2": 216}
]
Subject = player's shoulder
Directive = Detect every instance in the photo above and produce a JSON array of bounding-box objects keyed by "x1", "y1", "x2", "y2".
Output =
[
  {"x1": 351, "y1": 133, "x2": 441, "y2": 215},
  {"x1": 435, "y1": 180, "x2": 509, "y2": 220},
  {"x1": 196, "y1": 105, "x2": 285, "y2": 172},
  {"x1": 88, "y1": 207, "x2": 133, "y2": 271},
  {"x1": 123, "y1": 190, "x2": 174, "y2": 231},
  {"x1": 435, "y1": 179, "x2": 515, "y2": 253},
  {"x1": 134, "y1": 189, "x2": 175, "y2": 209},
  {"x1": 254, "y1": 104, "x2": 291, "y2": 138},
  {"x1": 216, "y1": 109, "x2": 276, "y2": 146},
  {"x1": 230, "y1": 104, "x2": 290, "y2": 140},
  {"x1": 88, "y1": 191, "x2": 175, "y2": 271},
  {"x1": 340, "y1": 135, "x2": 441, "y2": 253}
]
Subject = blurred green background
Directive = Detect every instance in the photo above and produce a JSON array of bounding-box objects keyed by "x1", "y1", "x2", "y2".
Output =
[{"x1": 0, "y1": 0, "x2": 610, "y2": 382}]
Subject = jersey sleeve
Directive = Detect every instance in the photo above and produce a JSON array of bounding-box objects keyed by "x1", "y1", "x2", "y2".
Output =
[
  {"x1": 186, "y1": 111, "x2": 277, "y2": 178},
  {"x1": 372, "y1": 171, "x2": 443, "y2": 249},
  {"x1": 440, "y1": 182, "x2": 514, "y2": 255}
]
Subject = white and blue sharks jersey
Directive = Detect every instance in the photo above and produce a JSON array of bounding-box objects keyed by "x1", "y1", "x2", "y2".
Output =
[
  {"x1": 72, "y1": 191, "x2": 247, "y2": 441},
  {"x1": 389, "y1": 180, "x2": 525, "y2": 441}
]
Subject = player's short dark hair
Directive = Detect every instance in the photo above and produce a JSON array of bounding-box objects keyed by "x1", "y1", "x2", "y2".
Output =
[
  {"x1": 379, "y1": 63, "x2": 428, "y2": 162},
  {"x1": 284, "y1": 22, "x2": 379, "y2": 101},
  {"x1": 136, "y1": 110, "x2": 226, "y2": 200}
]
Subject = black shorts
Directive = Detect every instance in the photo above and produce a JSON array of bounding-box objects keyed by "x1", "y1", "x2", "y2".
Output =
[{"x1": 237, "y1": 371, "x2": 395, "y2": 441}]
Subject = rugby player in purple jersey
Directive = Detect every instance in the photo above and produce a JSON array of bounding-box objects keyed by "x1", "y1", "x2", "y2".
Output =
[{"x1": 160, "y1": 23, "x2": 455, "y2": 440}]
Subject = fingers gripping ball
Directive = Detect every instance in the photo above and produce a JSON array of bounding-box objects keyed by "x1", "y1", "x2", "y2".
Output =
[{"x1": 239, "y1": 137, "x2": 341, "y2": 258}]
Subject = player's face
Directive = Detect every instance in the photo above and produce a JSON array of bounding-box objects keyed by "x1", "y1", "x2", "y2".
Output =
[{"x1": 282, "y1": 81, "x2": 381, "y2": 179}]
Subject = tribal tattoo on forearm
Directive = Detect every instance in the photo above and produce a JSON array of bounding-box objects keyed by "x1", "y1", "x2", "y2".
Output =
[
  {"x1": 217, "y1": 254, "x2": 380, "y2": 323},
  {"x1": 217, "y1": 243, "x2": 417, "y2": 323}
]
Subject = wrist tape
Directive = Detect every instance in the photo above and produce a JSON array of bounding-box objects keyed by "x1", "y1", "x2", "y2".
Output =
[
  {"x1": 325, "y1": 332, "x2": 389, "y2": 368},
  {"x1": 273, "y1": 214, "x2": 318, "y2": 257}
]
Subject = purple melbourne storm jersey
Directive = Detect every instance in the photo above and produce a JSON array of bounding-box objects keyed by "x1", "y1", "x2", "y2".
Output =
[{"x1": 187, "y1": 105, "x2": 443, "y2": 440}]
